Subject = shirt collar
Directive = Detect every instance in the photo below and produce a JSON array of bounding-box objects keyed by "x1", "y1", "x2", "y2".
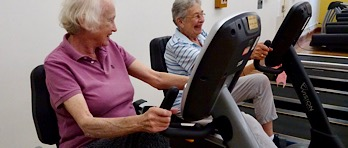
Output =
[
  {"x1": 60, "y1": 34, "x2": 107, "y2": 61},
  {"x1": 174, "y1": 28, "x2": 205, "y2": 46}
]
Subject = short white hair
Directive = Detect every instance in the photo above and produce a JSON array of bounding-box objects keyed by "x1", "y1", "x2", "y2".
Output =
[{"x1": 59, "y1": 0, "x2": 104, "y2": 34}]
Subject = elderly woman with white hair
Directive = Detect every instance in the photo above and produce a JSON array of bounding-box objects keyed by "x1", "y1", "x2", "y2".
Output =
[{"x1": 44, "y1": 0, "x2": 188, "y2": 147}]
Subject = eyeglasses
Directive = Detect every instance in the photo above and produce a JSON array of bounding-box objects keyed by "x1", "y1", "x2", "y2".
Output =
[{"x1": 185, "y1": 12, "x2": 205, "y2": 20}]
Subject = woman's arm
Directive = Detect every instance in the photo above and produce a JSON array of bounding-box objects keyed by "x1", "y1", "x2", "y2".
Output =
[
  {"x1": 241, "y1": 64, "x2": 260, "y2": 76},
  {"x1": 64, "y1": 93, "x2": 173, "y2": 138},
  {"x1": 250, "y1": 42, "x2": 273, "y2": 60},
  {"x1": 127, "y1": 60, "x2": 188, "y2": 90},
  {"x1": 241, "y1": 42, "x2": 273, "y2": 76}
]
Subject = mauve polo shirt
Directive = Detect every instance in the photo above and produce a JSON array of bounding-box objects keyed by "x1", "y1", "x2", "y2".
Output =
[{"x1": 44, "y1": 34, "x2": 136, "y2": 148}]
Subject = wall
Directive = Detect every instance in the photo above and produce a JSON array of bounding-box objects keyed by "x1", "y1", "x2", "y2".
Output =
[{"x1": 0, "y1": 0, "x2": 318, "y2": 147}]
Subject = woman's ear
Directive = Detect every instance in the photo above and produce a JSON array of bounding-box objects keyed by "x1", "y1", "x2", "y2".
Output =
[
  {"x1": 176, "y1": 18, "x2": 185, "y2": 29},
  {"x1": 77, "y1": 17, "x2": 86, "y2": 29}
]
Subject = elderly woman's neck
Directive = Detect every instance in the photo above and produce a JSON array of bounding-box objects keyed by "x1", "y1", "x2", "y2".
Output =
[
  {"x1": 181, "y1": 31, "x2": 201, "y2": 46},
  {"x1": 187, "y1": 36, "x2": 201, "y2": 47},
  {"x1": 68, "y1": 34, "x2": 98, "y2": 59}
]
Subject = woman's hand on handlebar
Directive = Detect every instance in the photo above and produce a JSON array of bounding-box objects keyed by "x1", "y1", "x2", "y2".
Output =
[{"x1": 250, "y1": 42, "x2": 273, "y2": 60}]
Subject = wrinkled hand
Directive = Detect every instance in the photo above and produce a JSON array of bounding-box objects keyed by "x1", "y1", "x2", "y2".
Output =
[
  {"x1": 140, "y1": 107, "x2": 176, "y2": 133},
  {"x1": 250, "y1": 42, "x2": 273, "y2": 60}
]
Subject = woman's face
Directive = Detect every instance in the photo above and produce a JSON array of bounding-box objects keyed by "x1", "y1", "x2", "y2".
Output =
[
  {"x1": 178, "y1": 3, "x2": 205, "y2": 41},
  {"x1": 91, "y1": 1, "x2": 117, "y2": 47}
]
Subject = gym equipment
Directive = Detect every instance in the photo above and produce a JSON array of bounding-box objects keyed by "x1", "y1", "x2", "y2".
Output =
[
  {"x1": 266, "y1": 53, "x2": 348, "y2": 147},
  {"x1": 321, "y1": 1, "x2": 348, "y2": 33},
  {"x1": 154, "y1": 1, "x2": 343, "y2": 148},
  {"x1": 161, "y1": 11, "x2": 264, "y2": 147},
  {"x1": 255, "y1": 1, "x2": 345, "y2": 148},
  {"x1": 310, "y1": 1, "x2": 348, "y2": 49}
]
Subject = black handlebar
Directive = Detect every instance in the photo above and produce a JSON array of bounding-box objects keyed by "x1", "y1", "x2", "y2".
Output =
[
  {"x1": 160, "y1": 86, "x2": 215, "y2": 138},
  {"x1": 253, "y1": 40, "x2": 284, "y2": 74},
  {"x1": 160, "y1": 86, "x2": 179, "y2": 110}
]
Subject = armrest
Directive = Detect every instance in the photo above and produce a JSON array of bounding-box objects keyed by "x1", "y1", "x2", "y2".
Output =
[{"x1": 162, "y1": 122, "x2": 216, "y2": 138}]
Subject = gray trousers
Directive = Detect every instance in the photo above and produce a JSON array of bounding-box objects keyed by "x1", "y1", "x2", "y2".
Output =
[
  {"x1": 232, "y1": 73, "x2": 278, "y2": 124},
  {"x1": 176, "y1": 73, "x2": 277, "y2": 124}
]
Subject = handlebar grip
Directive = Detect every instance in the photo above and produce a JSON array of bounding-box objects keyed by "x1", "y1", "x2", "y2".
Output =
[
  {"x1": 264, "y1": 40, "x2": 272, "y2": 47},
  {"x1": 254, "y1": 40, "x2": 284, "y2": 74},
  {"x1": 160, "y1": 86, "x2": 179, "y2": 110}
]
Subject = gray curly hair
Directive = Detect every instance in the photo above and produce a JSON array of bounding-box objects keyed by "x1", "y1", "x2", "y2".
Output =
[{"x1": 171, "y1": 0, "x2": 201, "y2": 25}]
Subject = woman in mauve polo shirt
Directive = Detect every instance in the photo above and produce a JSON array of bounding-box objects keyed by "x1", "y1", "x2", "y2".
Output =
[{"x1": 44, "y1": 0, "x2": 187, "y2": 147}]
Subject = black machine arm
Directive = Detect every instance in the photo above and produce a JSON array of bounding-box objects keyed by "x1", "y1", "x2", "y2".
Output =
[
  {"x1": 254, "y1": 1, "x2": 344, "y2": 148},
  {"x1": 282, "y1": 46, "x2": 344, "y2": 148}
]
